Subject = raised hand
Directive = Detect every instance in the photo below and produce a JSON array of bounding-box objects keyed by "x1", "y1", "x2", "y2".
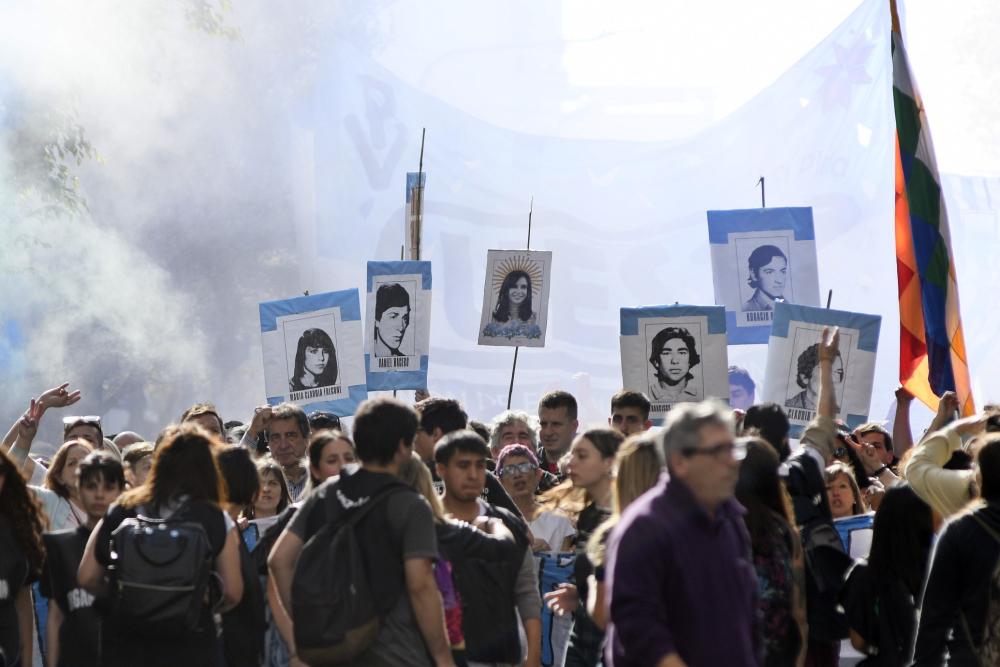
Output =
[
  {"x1": 936, "y1": 391, "x2": 959, "y2": 419},
  {"x1": 895, "y1": 385, "x2": 914, "y2": 403},
  {"x1": 845, "y1": 434, "x2": 883, "y2": 476},
  {"x1": 36, "y1": 382, "x2": 82, "y2": 413},
  {"x1": 17, "y1": 399, "x2": 41, "y2": 441},
  {"x1": 819, "y1": 326, "x2": 840, "y2": 364}
]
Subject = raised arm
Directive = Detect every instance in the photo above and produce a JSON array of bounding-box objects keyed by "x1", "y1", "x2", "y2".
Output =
[
  {"x1": 920, "y1": 391, "x2": 959, "y2": 445},
  {"x1": 903, "y1": 413, "x2": 985, "y2": 518},
  {"x1": 816, "y1": 326, "x2": 839, "y2": 420},
  {"x1": 892, "y1": 386, "x2": 915, "y2": 456}
]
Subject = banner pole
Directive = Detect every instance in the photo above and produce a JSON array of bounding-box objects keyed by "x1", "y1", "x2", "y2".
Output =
[{"x1": 506, "y1": 197, "x2": 533, "y2": 410}]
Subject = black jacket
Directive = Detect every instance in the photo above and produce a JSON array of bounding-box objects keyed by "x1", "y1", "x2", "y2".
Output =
[
  {"x1": 912, "y1": 503, "x2": 1000, "y2": 666},
  {"x1": 784, "y1": 448, "x2": 850, "y2": 643},
  {"x1": 439, "y1": 505, "x2": 529, "y2": 663}
]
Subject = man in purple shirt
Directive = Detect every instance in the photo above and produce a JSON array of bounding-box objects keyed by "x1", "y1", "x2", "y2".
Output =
[{"x1": 605, "y1": 400, "x2": 760, "y2": 667}]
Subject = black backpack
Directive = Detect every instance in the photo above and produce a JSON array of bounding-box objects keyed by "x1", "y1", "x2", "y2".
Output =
[
  {"x1": 292, "y1": 484, "x2": 406, "y2": 665},
  {"x1": 108, "y1": 505, "x2": 214, "y2": 637}
]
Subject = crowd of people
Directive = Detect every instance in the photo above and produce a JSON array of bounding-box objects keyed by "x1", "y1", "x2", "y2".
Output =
[{"x1": 1, "y1": 325, "x2": 999, "y2": 667}]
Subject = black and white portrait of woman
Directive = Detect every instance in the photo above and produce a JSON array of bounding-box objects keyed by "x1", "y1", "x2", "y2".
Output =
[
  {"x1": 785, "y1": 341, "x2": 844, "y2": 411},
  {"x1": 491, "y1": 270, "x2": 537, "y2": 326},
  {"x1": 289, "y1": 328, "x2": 339, "y2": 392},
  {"x1": 648, "y1": 326, "x2": 703, "y2": 402},
  {"x1": 373, "y1": 282, "x2": 411, "y2": 357},
  {"x1": 742, "y1": 244, "x2": 788, "y2": 312}
]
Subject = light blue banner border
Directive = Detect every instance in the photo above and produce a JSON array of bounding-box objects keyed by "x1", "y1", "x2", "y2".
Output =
[
  {"x1": 620, "y1": 304, "x2": 727, "y2": 336},
  {"x1": 772, "y1": 303, "x2": 881, "y2": 352},
  {"x1": 706, "y1": 206, "x2": 815, "y2": 244},
  {"x1": 772, "y1": 302, "x2": 882, "y2": 438},
  {"x1": 259, "y1": 288, "x2": 366, "y2": 417},
  {"x1": 364, "y1": 261, "x2": 432, "y2": 390},
  {"x1": 707, "y1": 207, "x2": 815, "y2": 345},
  {"x1": 259, "y1": 289, "x2": 362, "y2": 332}
]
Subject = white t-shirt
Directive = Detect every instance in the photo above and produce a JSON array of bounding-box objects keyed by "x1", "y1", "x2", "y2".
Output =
[{"x1": 528, "y1": 510, "x2": 575, "y2": 552}]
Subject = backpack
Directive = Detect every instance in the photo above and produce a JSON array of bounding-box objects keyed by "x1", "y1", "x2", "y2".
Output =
[
  {"x1": 292, "y1": 484, "x2": 405, "y2": 665},
  {"x1": 108, "y1": 504, "x2": 214, "y2": 638},
  {"x1": 959, "y1": 512, "x2": 1000, "y2": 665}
]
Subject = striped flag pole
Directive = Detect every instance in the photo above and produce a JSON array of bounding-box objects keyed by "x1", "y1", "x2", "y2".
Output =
[{"x1": 891, "y1": 0, "x2": 974, "y2": 416}]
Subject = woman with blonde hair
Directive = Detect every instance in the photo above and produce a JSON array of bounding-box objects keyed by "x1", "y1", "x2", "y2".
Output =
[
  {"x1": 585, "y1": 434, "x2": 663, "y2": 629},
  {"x1": 543, "y1": 427, "x2": 625, "y2": 667}
]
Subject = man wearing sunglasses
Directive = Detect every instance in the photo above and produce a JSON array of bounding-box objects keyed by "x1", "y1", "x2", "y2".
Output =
[{"x1": 605, "y1": 399, "x2": 756, "y2": 667}]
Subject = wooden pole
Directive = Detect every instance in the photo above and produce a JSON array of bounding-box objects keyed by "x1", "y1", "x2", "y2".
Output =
[{"x1": 506, "y1": 198, "x2": 533, "y2": 410}]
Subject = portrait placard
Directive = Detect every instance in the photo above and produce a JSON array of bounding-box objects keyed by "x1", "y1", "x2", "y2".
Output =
[
  {"x1": 761, "y1": 303, "x2": 881, "y2": 437},
  {"x1": 620, "y1": 305, "x2": 729, "y2": 423},
  {"x1": 478, "y1": 249, "x2": 553, "y2": 347},
  {"x1": 258, "y1": 289, "x2": 367, "y2": 416},
  {"x1": 365, "y1": 261, "x2": 432, "y2": 390},
  {"x1": 707, "y1": 207, "x2": 821, "y2": 344}
]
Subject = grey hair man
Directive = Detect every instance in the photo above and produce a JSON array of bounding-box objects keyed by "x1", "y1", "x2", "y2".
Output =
[
  {"x1": 489, "y1": 409, "x2": 537, "y2": 460},
  {"x1": 605, "y1": 400, "x2": 758, "y2": 666}
]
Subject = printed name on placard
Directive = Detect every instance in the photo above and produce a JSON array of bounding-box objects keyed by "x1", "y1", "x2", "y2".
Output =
[
  {"x1": 290, "y1": 385, "x2": 342, "y2": 401},
  {"x1": 377, "y1": 357, "x2": 412, "y2": 369},
  {"x1": 786, "y1": 408, "x2": 815, "y2": 422}
]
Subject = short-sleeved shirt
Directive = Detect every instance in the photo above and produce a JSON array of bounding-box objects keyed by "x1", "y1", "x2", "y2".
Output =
[
  {"x1": 529, "y1": 510, "x2": 575, "y2": 553},
  {"x1": 288, "y1": 468, "x2": 438, "y2": 667},
  {"x1": 0, "y1": 515, "x2": 30, "y2": 667},
  {"x1": 41, "y1": 526, "x2": 101, "y2": 666},
  {"x1": 94, "y1": 499, "x2": 229, "y2": 667}
]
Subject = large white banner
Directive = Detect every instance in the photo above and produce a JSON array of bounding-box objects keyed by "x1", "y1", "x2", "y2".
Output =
[
  {"x1": 762, "y1": 303, "x2": 881, "y2": 436},
  {"x1": 259, "y1": 289, "x2": 367, "y2": 416},
  {"x1": 620, "y1": 305, "x2": 729, "y2": 423}
]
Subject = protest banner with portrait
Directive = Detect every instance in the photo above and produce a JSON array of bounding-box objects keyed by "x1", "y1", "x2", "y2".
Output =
[
  {"x1": 707, "y1": 207, "x2": 821, "y2": 344},
  {"x1": 478, "y1": 249, "x2": 553, "y2": 347},
  {"x1": 365, "y1": 260, "x2": 431, "y2": 390},
  {"x1": 620, "y1": 305, "x2": 729, "y2": 423},
  {"x1": 761, "y1": 302, "x2": 881, "y2": 437},
  {"x1": 258, "y1": 289, "x2": 367, "y2": 416}
]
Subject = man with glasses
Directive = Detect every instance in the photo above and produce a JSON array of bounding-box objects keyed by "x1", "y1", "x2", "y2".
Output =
[
  {"x1": 497, "y1": 444, "x2": 575, "y2": 552},
  {"x1": 604, "y1": 399, "x2": 758, "y2": 667}
]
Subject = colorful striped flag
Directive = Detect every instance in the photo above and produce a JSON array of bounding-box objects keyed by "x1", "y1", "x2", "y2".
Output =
[{"x1": 891, "y1": 0, "x2": 974, "y2": 416}]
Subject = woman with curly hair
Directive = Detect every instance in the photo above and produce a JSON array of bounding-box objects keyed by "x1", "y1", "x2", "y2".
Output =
[{"x1": 0, "y1": 447, "x2": 48, "y2": 667}]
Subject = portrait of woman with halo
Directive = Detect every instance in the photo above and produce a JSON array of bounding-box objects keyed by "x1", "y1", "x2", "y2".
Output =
[
  {"x1": 289, "y1": 327, "x2": 339, "y2": 392},
  {"x1": 482, "y1": 256, "x2": 544, "y2": 340}
]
